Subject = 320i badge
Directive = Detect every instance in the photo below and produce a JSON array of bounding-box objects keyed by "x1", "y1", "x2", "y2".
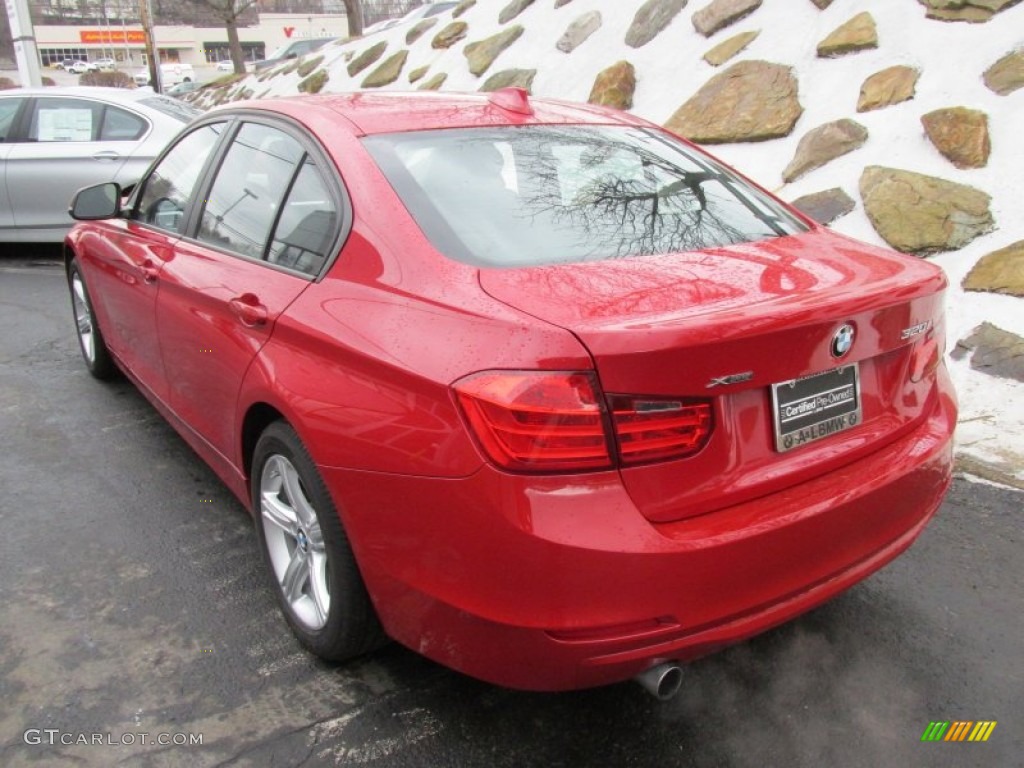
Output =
[{"x1": 63, "y1": 88, "x2": 956, "y2": 699}]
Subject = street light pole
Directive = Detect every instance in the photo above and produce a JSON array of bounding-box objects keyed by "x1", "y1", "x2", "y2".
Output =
[
  {"x1": 139, "y1": 0, "x2": 162, "y2": 91},
  {"x1": 5, "y1": 0, "x2": 43, "y2": 86}
]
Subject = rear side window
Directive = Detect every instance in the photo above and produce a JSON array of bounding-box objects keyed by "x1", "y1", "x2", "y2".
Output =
[
  {"x1": 267, "y1": 158, "x2": 337, "y2": 276},
  {"x1": 364, "y1": 125, "x2": 808, "y2": 268},
  {"x1": 99, "y1": 106, "x2": 147, "y2": 141},
  {"x1": 135, "y1": 123, "x2": 223, "y2": 233}
]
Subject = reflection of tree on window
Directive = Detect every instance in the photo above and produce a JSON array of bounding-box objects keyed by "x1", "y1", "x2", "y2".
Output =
[
  {"x1": 366, "y1": 126, "x2": 807, "y2": 269},
  {"x1": 516, "y1": 128, "x2": 792, "y2": 259}
]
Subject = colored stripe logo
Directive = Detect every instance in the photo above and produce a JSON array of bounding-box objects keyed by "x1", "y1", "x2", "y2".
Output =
[{"x1": 921, "y1": 721, "x2": 997, "y2": 742}]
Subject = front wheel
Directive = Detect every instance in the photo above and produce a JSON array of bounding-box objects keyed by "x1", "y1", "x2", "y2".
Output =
[
  {"x1": 68, "y1": 259, "x2": 116, "y2": 379},
  {"x1": 252, "y1": 421, "x2": 384, "y2": 661}
]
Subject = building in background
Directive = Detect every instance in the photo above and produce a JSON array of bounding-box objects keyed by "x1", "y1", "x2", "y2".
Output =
[{"x1": 2, "y1": 0, "x2": 389, "y2": 70}]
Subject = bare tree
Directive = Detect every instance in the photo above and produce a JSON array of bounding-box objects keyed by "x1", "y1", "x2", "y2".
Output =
[
  {"x1": 181, "y1": 0, "x2": 259, "y2": 73},
  {"x1": 341, "y1": 0, "x2": 363, "y2": 37}
]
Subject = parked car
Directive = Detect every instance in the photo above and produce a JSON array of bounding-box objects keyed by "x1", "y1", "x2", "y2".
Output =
[
  {"x1": 93, "y1": 58, "x2": 117, "y2": 71},
  {"x1": 364, "y1": 1, "x2": 458, "y2": 34},
  {"x1": 54, "y1": 59, "x2": 78, "y2": 70},
  {"x1": 253, "y1": 37, "x2": 336, "y2": 72},
  {"x1": 67, "y1": 60, "x2": 99, "y2": 74},
  {"x1": 165, "y1": 80, "x2": 202, "y2": 98},
  {"x1": 63, "y1": 89, "x2": 956, "y2": 696},
  {"x1": 216, "y1": 59, "x2": 235, "y2": 72},
  {"x1": 0, "y1": 86, "x2": 199, "y2": 243}
]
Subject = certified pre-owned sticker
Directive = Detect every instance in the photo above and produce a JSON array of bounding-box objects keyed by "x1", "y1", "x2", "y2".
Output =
[{"x1": 771, "y1": 364, "x2": 861, "y2": 452}]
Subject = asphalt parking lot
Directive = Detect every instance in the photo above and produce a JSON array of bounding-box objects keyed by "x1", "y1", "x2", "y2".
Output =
[{"x1": 0, "y1": 252, "x2": 1021, "y2": 767}]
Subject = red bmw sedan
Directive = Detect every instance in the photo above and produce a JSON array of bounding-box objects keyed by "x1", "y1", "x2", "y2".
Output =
[{"x1": 65, "y1": 88, "x2": 956, "y2": 697}]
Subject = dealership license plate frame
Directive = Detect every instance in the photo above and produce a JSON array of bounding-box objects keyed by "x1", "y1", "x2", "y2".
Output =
[{"x1": 771, "y1": 364, "x2": 862, "y2": 453}]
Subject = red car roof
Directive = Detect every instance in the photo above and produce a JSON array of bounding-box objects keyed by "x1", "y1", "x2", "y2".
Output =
[{"x1": 229, "y1": 90, "x2": 650, "y2": 136}]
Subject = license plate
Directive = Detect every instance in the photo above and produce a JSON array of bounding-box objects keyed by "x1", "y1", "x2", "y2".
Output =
[{"x1": 771, "y1": 364, "x2": 861, "y2": 453}]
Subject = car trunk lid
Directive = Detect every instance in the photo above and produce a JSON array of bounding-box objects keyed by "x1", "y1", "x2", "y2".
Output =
[{"x1": 478, "y1": 229, "x2": 948, "y2": 522}]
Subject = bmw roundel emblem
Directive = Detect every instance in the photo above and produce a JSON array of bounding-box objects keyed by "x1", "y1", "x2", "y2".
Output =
[{"x1": 831, "y1": 324, "x2": 855, "y2": 358}]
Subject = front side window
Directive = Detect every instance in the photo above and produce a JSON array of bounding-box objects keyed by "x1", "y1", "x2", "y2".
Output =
[
  {"x1": 134, "y1": 123, "x2": 223, "y2": 233},
  {"x1": 364, "y1": 125, "x2": 808, "y2": 268},
  {"x1": 197, "y1": 123, "x2": 305, "y2": 260},
  {"x1": 27, "y1": 99, "x2": 148, "y2": 143},
  {"x1": 29, "y1": 98, "x2": 99, "y2": 142}
]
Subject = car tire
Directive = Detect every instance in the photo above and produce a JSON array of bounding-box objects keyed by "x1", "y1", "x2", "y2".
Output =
[
  {"x1": 252, "y1": 421, "x2": 386, "y2": 661},
  {"x1": 68, "y1": 259, "x2": 116, "y2": 379}
]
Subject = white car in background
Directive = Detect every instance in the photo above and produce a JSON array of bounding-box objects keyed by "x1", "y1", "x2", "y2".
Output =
[
  {"x1": 0, "y1": 86, "x2": 200, "y2": 242},
  {"x1": 67, "y1": 61, "x2": 99, "y2": 74},
  {"x1": 93, "y1": 58, "x2": 117, "y2": 71}
]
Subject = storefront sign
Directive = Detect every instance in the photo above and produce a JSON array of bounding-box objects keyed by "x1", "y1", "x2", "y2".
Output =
[{"x1": 80, "y1": 30, "x2": 146, "y2": 44}]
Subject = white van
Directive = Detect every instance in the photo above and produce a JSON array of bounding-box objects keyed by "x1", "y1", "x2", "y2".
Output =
[{"x1": 133, "y1": 62, "x2": 197, "y2": 87}]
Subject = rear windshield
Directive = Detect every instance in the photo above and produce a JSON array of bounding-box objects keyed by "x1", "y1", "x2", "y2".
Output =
[{"x1": 363, "y1": 125, "x2": 807, "y2": 268}]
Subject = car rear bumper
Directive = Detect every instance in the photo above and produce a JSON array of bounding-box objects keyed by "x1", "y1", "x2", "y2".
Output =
[{"x1": 322, "y1": 369, "x2": 956, "y2": 691}]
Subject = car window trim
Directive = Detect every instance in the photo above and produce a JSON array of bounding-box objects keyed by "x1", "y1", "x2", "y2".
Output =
[{"x1": 180, "y1": 110, "x2": 352, "y2": 283}]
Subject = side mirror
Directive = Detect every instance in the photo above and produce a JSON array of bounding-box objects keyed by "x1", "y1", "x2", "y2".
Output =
[{"x1": 70, "y1": 182, "x2": 121, "y2": 220}]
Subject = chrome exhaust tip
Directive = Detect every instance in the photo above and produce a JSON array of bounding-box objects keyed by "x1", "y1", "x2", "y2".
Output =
[{"x1": 634, "y1": 662, "x2": 683, "y2": 701}]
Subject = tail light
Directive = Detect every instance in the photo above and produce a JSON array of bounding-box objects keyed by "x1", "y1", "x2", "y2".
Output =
[
  {"x1": 454, "y1": 371, "x2": 713, "y2": 473},
  {"x1": 608, "y1": 395, "x2": 714, "y2": 465}
]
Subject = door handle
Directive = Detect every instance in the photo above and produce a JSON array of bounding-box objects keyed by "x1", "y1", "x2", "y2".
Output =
[
  {"x1": 93, "y1": 150, "x2": 120, "y2": 161},
  {"x1": 229, "y1": 295, "x2": 268, "y2": 327}
]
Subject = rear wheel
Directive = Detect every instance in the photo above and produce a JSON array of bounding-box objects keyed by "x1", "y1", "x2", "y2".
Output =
[
  {"x1": 68, "y1": 259, "x2": 116, "y2": 379},
  {"x1": 252, "y1": 421, "x2": 384, "y2": 661}
]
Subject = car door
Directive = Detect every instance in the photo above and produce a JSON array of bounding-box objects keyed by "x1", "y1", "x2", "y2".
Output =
[
  {"x1": 5, "y1": 96, "x2": 150, "y2": 238},
  {"x1": 83, "y1": 122, "x2": 225, "y2": 399},
  {"x1": 156, "y1": 119, "x2": 342, "y2": 464},
  {"x1": 0, "y1": 96, "x2": 27, "y2": 235}
]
